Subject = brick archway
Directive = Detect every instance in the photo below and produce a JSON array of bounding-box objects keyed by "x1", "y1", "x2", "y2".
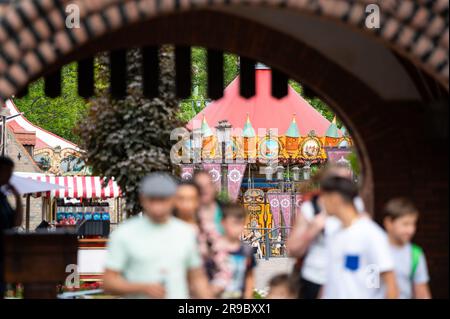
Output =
[
  {"x1": 0, "y1": 0, "x2": 448, "y2": 99},
  {"x1": 0, "y1": 1, "x2": 448, "y2": 297}
]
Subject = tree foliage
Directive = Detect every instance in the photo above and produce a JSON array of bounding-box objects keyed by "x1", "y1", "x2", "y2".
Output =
[
  {"x1": 78, "y1": 47, "x2": 182, "y2": 214},
  {"x1": 13, "y1": 63, "x2": 89, "y2": 144},
  {"x1": 288, "y1": 80, "x2": 340, "y2": 125},
  {"x1": 14, "y1": 49, "x2": 340, "y2": 144},
  {"x1": 178, "y1": 48, "x2": 239, "y2": 122},
  {"x1": 177, "y1": 50, "x2": 339, "y2": 125}
]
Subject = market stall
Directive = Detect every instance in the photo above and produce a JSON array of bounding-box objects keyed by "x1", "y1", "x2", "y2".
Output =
[
  {"x1": 12, "y1": 173, "x2": 123, "y2": 288},
  {"x1": 15, "y1": 174, "x2": 123, "y2": 227}
]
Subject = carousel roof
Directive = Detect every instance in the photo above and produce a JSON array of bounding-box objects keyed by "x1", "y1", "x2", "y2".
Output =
[
  {"x1": 325, "y1": 116, "x2": 340, "y2": 138},
  {"x1": 187, "y1": 68, "x2": 338, "y2": 137}
]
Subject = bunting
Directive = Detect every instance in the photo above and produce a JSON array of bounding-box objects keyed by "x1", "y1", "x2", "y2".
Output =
[
  {"x1": 227, "y1": 164, "x2": 247, "y2": 201},
  {"x1": 180, "y1": 164, "x2": 195, "y2": 180},
  {"x1": 279, "y1": 193, "x2": 292, "y2": 234},
  {"x1": 267, "y1": 193, "x2": 281, "y2": 229},
  {"x1": 202, "y1": 163, "x2": 222, "y2": 191}
]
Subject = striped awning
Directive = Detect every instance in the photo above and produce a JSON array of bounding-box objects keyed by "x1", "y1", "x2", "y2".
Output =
[{"x1": 26, "y1": 175, "x2": 122, "y2": 199}]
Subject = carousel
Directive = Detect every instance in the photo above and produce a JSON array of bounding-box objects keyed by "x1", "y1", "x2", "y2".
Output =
[{"x1": 178, "y1": 67, "x2": 354, "y2": 255}]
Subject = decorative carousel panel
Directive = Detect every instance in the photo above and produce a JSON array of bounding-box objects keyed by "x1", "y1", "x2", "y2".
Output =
[
  {"x1": 243, "y1": 189, "x2": 265, "y2": 229},
  {"x1": 34, "y1": 150, "x2": 53, "y2": 172},
  {"x1": 284, "y1": 136, "x2": 301, "y2": 158},
  {"x1": 325, "y1": 147, "x2": 353, "y2": 163},
  {"x1": 263, "y1": 203, "x2": 273, "y2": 230},
  {"x1": 201, "y1": 136, "x2": 218, "y2": 160},
  {"x1": 243, "y1": 137, "x2": 258, "y2": 163},
  {"x1": 258, "y1": 135, "x2": 282, "y2": 163},
  {"x1": 324, "y1": 136, "x2": 341, "y2": 147},
  {"x1": 34, "y1": 147, "x2": 85, "y2": 175},
  {"x1": 231, "y1": 136, "x2": 245, "y2": 160},
  {"x1": 243, "y1": 189, "x2": 265, "y2": 204},
  {"x1": 299, "y1": 136, "x2": 324, "y2": 160},
  {"x1": 338, "y1": 137, "x2": 353, "y2": 148},
  {"x1": 244, "y1": 202, "x2": 273, "y2": 231}
]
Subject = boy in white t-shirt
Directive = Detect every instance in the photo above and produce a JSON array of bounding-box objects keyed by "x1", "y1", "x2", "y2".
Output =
[
  {"x1": 383, "y1": 198, "x2": 431, "y2": 299},
  {"x1": 320, "y1": 176, "x2": 398, "y2": 299},
  {"x1": 287, "y1": 163, "x2": 365, "y2": 299}
]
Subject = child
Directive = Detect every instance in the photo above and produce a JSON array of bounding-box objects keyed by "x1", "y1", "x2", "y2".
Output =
[
  {"x1": 210, "y1": 203, "x2": 256, "y2": 299},
  {"x1": 383, "y1": 198, "x2": 431, "y2": 299},
  {"x1": 319, "y1": 176, "x2": 398, "y2": 299},
  {"x1": 266, "y1": 274, "x2": 298, "y2": 299}
]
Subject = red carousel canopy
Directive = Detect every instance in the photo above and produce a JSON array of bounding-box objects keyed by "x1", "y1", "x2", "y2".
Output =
[{"x1": 187, "y1": 68, "x2": 333, "y2": 136}]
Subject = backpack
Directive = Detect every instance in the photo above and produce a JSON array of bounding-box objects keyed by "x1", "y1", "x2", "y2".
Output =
[{"x1": 410, "y1": 243, "x2": 423, "y2": 281}]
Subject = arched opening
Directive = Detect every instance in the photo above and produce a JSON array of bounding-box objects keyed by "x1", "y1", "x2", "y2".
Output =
[{"x1": 1, "y1": 1, "x2": 448, "y2": 298}]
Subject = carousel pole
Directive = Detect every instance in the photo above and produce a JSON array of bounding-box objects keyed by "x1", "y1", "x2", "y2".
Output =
[{"x1": 291, "y1": 166, "x2": 300, "y2": 228}]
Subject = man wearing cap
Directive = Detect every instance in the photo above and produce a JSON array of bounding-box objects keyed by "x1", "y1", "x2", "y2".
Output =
[{"x1": 103, "y1": 172, "x2": 212, "y2": 298}]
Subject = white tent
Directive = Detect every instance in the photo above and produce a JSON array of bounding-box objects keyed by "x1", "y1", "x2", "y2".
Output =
[
  {"x1": 6, "y1": 173, "x2": 65, "y2": 230},
  {"x1": 10, "y1": 173, "x2": 65, "y2": 195}
]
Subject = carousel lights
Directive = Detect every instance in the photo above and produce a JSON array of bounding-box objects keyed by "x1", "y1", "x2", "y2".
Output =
[
  {"x1": 276, "y1": 166, "x2": 285, "y2": 181},
  {"x1": 291, "y1": 166, "x2": 300, "y2": 181},
  {"x1": 337, "y1": 156, "x2": 350, "y2": 168},
  {"x1": 303, "y1": 162, "x2": 311, "y2": 180},
  {"x1": 264, "y1": 166, "x2": 274, "y2": 181}
]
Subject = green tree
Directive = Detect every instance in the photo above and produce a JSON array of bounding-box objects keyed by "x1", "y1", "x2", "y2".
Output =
[
  {"x1": 289, "y1": 80, "x2": 339, "y2": 125},
  {"x1": 78, "y1": 47, "x2": 182, "y2": 214},
  {"x1": 177, "y1": 50, "x2": 341, "y2": 127},
  {"x1": 14, "y1": 49, "x2": 341, "y2": 142},
  {"x1": 178, "y1": 47, "x2": 239, "y2": 122},
  {"x1": 13, "y1": 63, "x2": 89, "y2": 144},
  {"x1": 346, "y1": 149, "x2": 361, "y2": 177}
]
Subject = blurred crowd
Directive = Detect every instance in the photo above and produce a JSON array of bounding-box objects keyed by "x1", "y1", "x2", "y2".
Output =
[
  {"x1": 101, "y1": 162, "x2": 431, "y2": 299},
  {"x1": 0, "y1": 155, "x2": 431, "y2": 299},
  {"x1": 286, "y1": 163, "x2": 431, "y2": 299}
]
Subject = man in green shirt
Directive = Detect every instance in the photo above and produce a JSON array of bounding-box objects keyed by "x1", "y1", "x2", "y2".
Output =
[{"x1": 103, "y1": 172, "x2": 211, "y2": 298}]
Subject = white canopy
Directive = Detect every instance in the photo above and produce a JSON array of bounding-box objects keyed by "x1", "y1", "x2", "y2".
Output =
[{"x1": 9, "y1": 173, "x2": 65, "y2": 195}]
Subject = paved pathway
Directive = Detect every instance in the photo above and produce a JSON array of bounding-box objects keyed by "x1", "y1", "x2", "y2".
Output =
[{"x1": 254, "y1": 257, "x2": 296, "y2": 294}]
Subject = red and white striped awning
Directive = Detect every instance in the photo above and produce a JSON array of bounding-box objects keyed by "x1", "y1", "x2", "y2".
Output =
[{"x1": 22, "y1": 175, "x2": 122, "y2": 199}]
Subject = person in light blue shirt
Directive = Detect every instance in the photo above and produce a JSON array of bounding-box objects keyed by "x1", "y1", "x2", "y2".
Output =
[
  {"x1": 103, "y1": 172, "x2": 212, "y2": 299},
  {"x1": 383, "y1": 198, "x2": 431, "y2": 299}
]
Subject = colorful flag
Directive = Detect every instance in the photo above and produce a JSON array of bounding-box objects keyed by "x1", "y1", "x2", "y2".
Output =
[
  {"x1": 227, "y1": 164, "x2": 247, "y2": 201},
  {"x1": 279, "y1": 193, "x2": 292, "y2": 234},
  {"x1": 267, "y1": 193, "x2": 281, "y2": 229},
  {"x1": 180, "y1": 164, "x2": 195, "y2": 180},
  {"x1": 202, "y1": 163, "x2": 222, "y2": 192}
]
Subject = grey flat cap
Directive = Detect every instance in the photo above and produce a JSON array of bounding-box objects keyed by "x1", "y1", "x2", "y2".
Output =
[{"x1": 139, "y1": 172, "x2": 177, "y2": 197}]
